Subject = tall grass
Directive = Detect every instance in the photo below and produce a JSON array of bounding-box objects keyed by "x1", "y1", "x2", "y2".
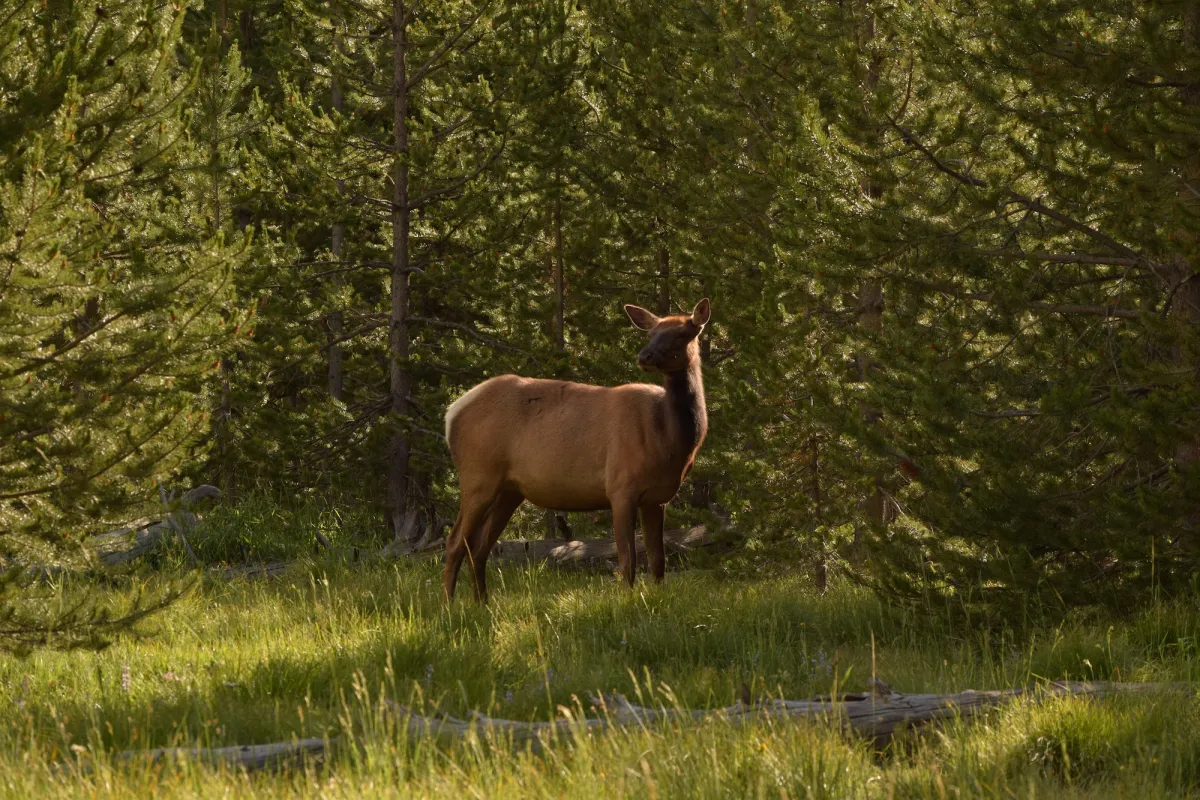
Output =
[{"x1": 0, "y1": 549, "x2": 1197, "y2": 797}]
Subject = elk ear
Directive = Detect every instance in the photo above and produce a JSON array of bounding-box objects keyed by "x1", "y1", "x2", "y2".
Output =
[
  {"x1": 690, "y1": 298, "x2": 711, "y2": 328},
  {"x1": 624, "y1": 304, "x2": 659, "y2": 331}
]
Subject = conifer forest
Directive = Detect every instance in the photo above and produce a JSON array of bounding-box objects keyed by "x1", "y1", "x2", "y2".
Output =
[{"x1": 2, "y1": 1, "x2": 1200, "y2": 797}]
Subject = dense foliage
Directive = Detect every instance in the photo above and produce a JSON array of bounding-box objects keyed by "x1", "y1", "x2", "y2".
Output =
[
  {"x1": 3, "y1": 0, "x2": 1199, "y2": 643},
  {"x1": 0, "y1": 0, "x2": 246, "y2": 648},
  {"x1": 824, "y1": 1, "x2": 1200, "y2": 605}
]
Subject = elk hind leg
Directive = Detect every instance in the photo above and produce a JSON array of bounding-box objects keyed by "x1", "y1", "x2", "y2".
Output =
[
  {"x1": 443, "y1": 492, "x2": 493, "y2": 603},
  {"x1": 468, "y1": 490, "x2": 524, "y2": 604}
]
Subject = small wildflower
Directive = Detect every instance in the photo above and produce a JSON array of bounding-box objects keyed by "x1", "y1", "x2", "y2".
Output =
[
  {"x1": 504, "y1": 689, "x2": 514, "y2": 705},
  {"x1": 424, "y1": 664, "x2": 434, "y2": 687},
  {"x1": 546, "y1": 667, "x2": 556, "y2": 683},
  {"x1": 121, "y1": 664, "x2": 131, "y2": 693}
]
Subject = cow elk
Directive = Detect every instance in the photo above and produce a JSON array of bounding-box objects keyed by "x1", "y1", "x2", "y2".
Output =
[{"x1": 442, "y1": 298, "x2": 712, "y2": 603}]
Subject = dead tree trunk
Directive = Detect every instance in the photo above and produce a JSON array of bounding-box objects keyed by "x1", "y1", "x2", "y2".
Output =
[
  {"x1": 491, "y1": 524, "x2": 721, "y2": 566},
  {"x1": 389, "y1": 680, "x2": 1191, "y2": 754},
  {"x1": 851, "y1": 3, "x2": 890, "y2": 564},
  {"x1": 328, "y1": 33, "x2": 347, "y2": 402},
  {"x1": 109, "y1": 681, "x2": 1189, "y2": 769},
  {"x1": 656, "y1": 225, "x2": 670, "y2": 316},
  {"x1": 119, "y1": 738, "x2": 328, "y2": 771},
  {"x1": 1171, "y1": 4, "x2": 1200, "y2": 548},
  {"x1": 387, "y1": 0, "x2": 415, "y2": 544},
  {"x1": 544, "y1": 185, "x2": 572, "y2": 540},
  {"x1": 107, "y1": 681, "x2": 1188, "y2": 770},
  {"x1": 89, "y1": 486, "x2": 222, "y2": 567},
  {"x1": 554, "y1": 188, "x2": 566, "y2": 353}
]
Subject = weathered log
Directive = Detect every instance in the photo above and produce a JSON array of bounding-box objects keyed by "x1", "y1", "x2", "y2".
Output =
[
  {"x1": 388, "y1": 680, "x2": 1194, "y2": 751},
  {"x1": 119, "y1": 738, "x2": 329, "y2": 771},
  {"x1": 210, "y1": 561, "x2": 291, "y2": 581},
  {"x1": 595, "y1": 680, "x2": 1198, "y2": 740},
  {"x1": 89, "y1": 486, "x2": 221, "y2": 567},
  {"x1": 103, "y1": 681, "x2": 1191, "y2": 770},
  {"x1": 488, "y1": 524, "x2": 722, "y2": 566},
  {"x1": 380, "y1": 515, "x2": 451, "y2": 558}
]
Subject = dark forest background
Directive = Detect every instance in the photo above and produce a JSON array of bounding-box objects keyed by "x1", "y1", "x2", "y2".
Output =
[{"x1": 4, "y1": 0, "x2": 1200, "y2": 625}]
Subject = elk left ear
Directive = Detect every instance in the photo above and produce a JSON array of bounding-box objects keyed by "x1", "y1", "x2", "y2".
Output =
[
  {"x1": 625, "y1": 304, "x2": 660, "y2": 331},
  {"x1": 691, "y1": 298, "x2": 711, "y2": 328}
]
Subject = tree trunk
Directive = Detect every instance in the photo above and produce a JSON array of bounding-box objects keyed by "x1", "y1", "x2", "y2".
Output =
[
  {"x1": 554, "y1": 188, "x2": 566, "y2": 352},
  {"x1": 656, "y1": 219, "x2": 670, "y2": 316},
  {"x1": 239, "y1": 9, "x2": 254, "y2": 48},
  {"x1": 544, "y1": 186, "x2": 571, "y2": 539},
  {"x1": 388, "y1": 0, "x2": 414, "y2": 539},
  {"x1": 858, "y1": 279, "x2": 888, "y2": 528},
  {"x1": 218, "y1": 0, "x2": 229, "y2": 48},
  {"x1": 853, "y1": 3, "x2": 889, "y2": 558},
  {"x1": 328, "y1": 38, "x2": 346, "y2": 402},
  {"x1": 811, "y1": 432, "x2": 828, "y2": 591},
  {"x1": 1172, "y1": 3, "x2": 1200, "y2": 547}
]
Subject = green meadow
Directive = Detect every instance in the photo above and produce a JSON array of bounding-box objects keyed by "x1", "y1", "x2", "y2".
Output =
[{"x1": 2, "y1": 550, "x2": 1197, "y2": 799}]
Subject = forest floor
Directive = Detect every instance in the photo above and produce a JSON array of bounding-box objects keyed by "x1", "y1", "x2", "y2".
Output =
[{"x1": 1, "y1": 551, "x2": 1198, "y2": 798}]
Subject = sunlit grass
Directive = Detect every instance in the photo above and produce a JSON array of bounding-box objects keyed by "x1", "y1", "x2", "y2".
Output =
[{"x1": 1, "y1": 554, "x2": 1197, "y2": 798}]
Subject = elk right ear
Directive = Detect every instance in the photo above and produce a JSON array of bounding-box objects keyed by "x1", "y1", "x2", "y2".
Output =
[{"x1": 624, "y1": 304, "x2": 659, "y2": 331}]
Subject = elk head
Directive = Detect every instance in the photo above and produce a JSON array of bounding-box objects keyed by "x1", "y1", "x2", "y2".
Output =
[{"x1": 624, "y1": 298, "x2": 711, "y2": 374}]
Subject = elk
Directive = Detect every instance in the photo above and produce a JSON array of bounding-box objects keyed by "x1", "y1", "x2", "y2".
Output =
[{"x1": 442, "y1": 298, "x2": 712, "y2": 603}]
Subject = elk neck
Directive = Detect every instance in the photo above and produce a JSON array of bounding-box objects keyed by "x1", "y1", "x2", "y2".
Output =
[{"x1": 662, "y1": 352, "x2": 707, "y2": 460}]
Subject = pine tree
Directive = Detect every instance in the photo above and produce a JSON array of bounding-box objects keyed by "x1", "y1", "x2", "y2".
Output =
[
  {"x1": 572, "y1": 0, "x2": 858, "y2": 539},
  {"x1": 817, "y1": 0, "x2": 1200, "y2": 606},
  {"x1": 0, "y1": 0, "x2": 244, "y2": 649},
  {"x1": 229, "y1": 0, "x2": 535, "y2": 544}
]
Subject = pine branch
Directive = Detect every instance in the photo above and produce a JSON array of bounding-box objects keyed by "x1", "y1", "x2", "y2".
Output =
[{"x1": 889, "y1": 120, "x2": 1160, "y2": 268}]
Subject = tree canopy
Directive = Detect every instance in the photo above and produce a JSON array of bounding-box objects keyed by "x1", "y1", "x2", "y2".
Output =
[{"x1": 3, "y1": 0, "x2": 1198, "y2": 645}]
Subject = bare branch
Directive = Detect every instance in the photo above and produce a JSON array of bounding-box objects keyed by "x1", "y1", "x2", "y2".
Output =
[{"x1": 972, "y1": 249, "x2": 1144, "y2": 268}]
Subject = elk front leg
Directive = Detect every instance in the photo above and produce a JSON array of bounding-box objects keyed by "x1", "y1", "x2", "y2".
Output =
[
  {"x1": 641, "y1": 502, "x2": 666, "y2": 582},
  {"x1": 611, "y1": 499, "x2": 638, "y2": 586}
]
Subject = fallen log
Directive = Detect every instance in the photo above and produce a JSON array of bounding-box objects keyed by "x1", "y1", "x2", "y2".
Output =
[
  {"x1": 119, "y1": 738, "x2": 329, "y2": 771},
  {"x1": 487, "y1": 524, "x2": 725, "y2": 566},
  {"x1": 380, "y1": 515, "x2": 450, "y2": 558},
  {"x1": 103, "y1": 680, "x2": 1191, "y2": 770},
  {"x1": 389, "y1": 680, "x2": 1194, "y2": 752},
  {"x1": 90, "y1": 485, "x2": 221, "y2": 567},
  {"x1": 210, "y1": 561, "x2": 291, "y2": 581}
]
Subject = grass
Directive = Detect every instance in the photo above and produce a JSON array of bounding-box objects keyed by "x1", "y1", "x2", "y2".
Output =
[{"x1": 1, "y1": 549, "x2": 1198, "y2": 798}]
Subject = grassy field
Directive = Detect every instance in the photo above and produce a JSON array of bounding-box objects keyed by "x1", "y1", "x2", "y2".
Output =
[{"x1": 1, "y1": 550, "x2": 1198, "y2": 798}]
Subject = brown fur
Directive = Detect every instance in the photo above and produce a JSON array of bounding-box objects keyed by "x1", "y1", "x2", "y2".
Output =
[{"x1": 443, "y1": 299, "x2": 712, "y2": 602}]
